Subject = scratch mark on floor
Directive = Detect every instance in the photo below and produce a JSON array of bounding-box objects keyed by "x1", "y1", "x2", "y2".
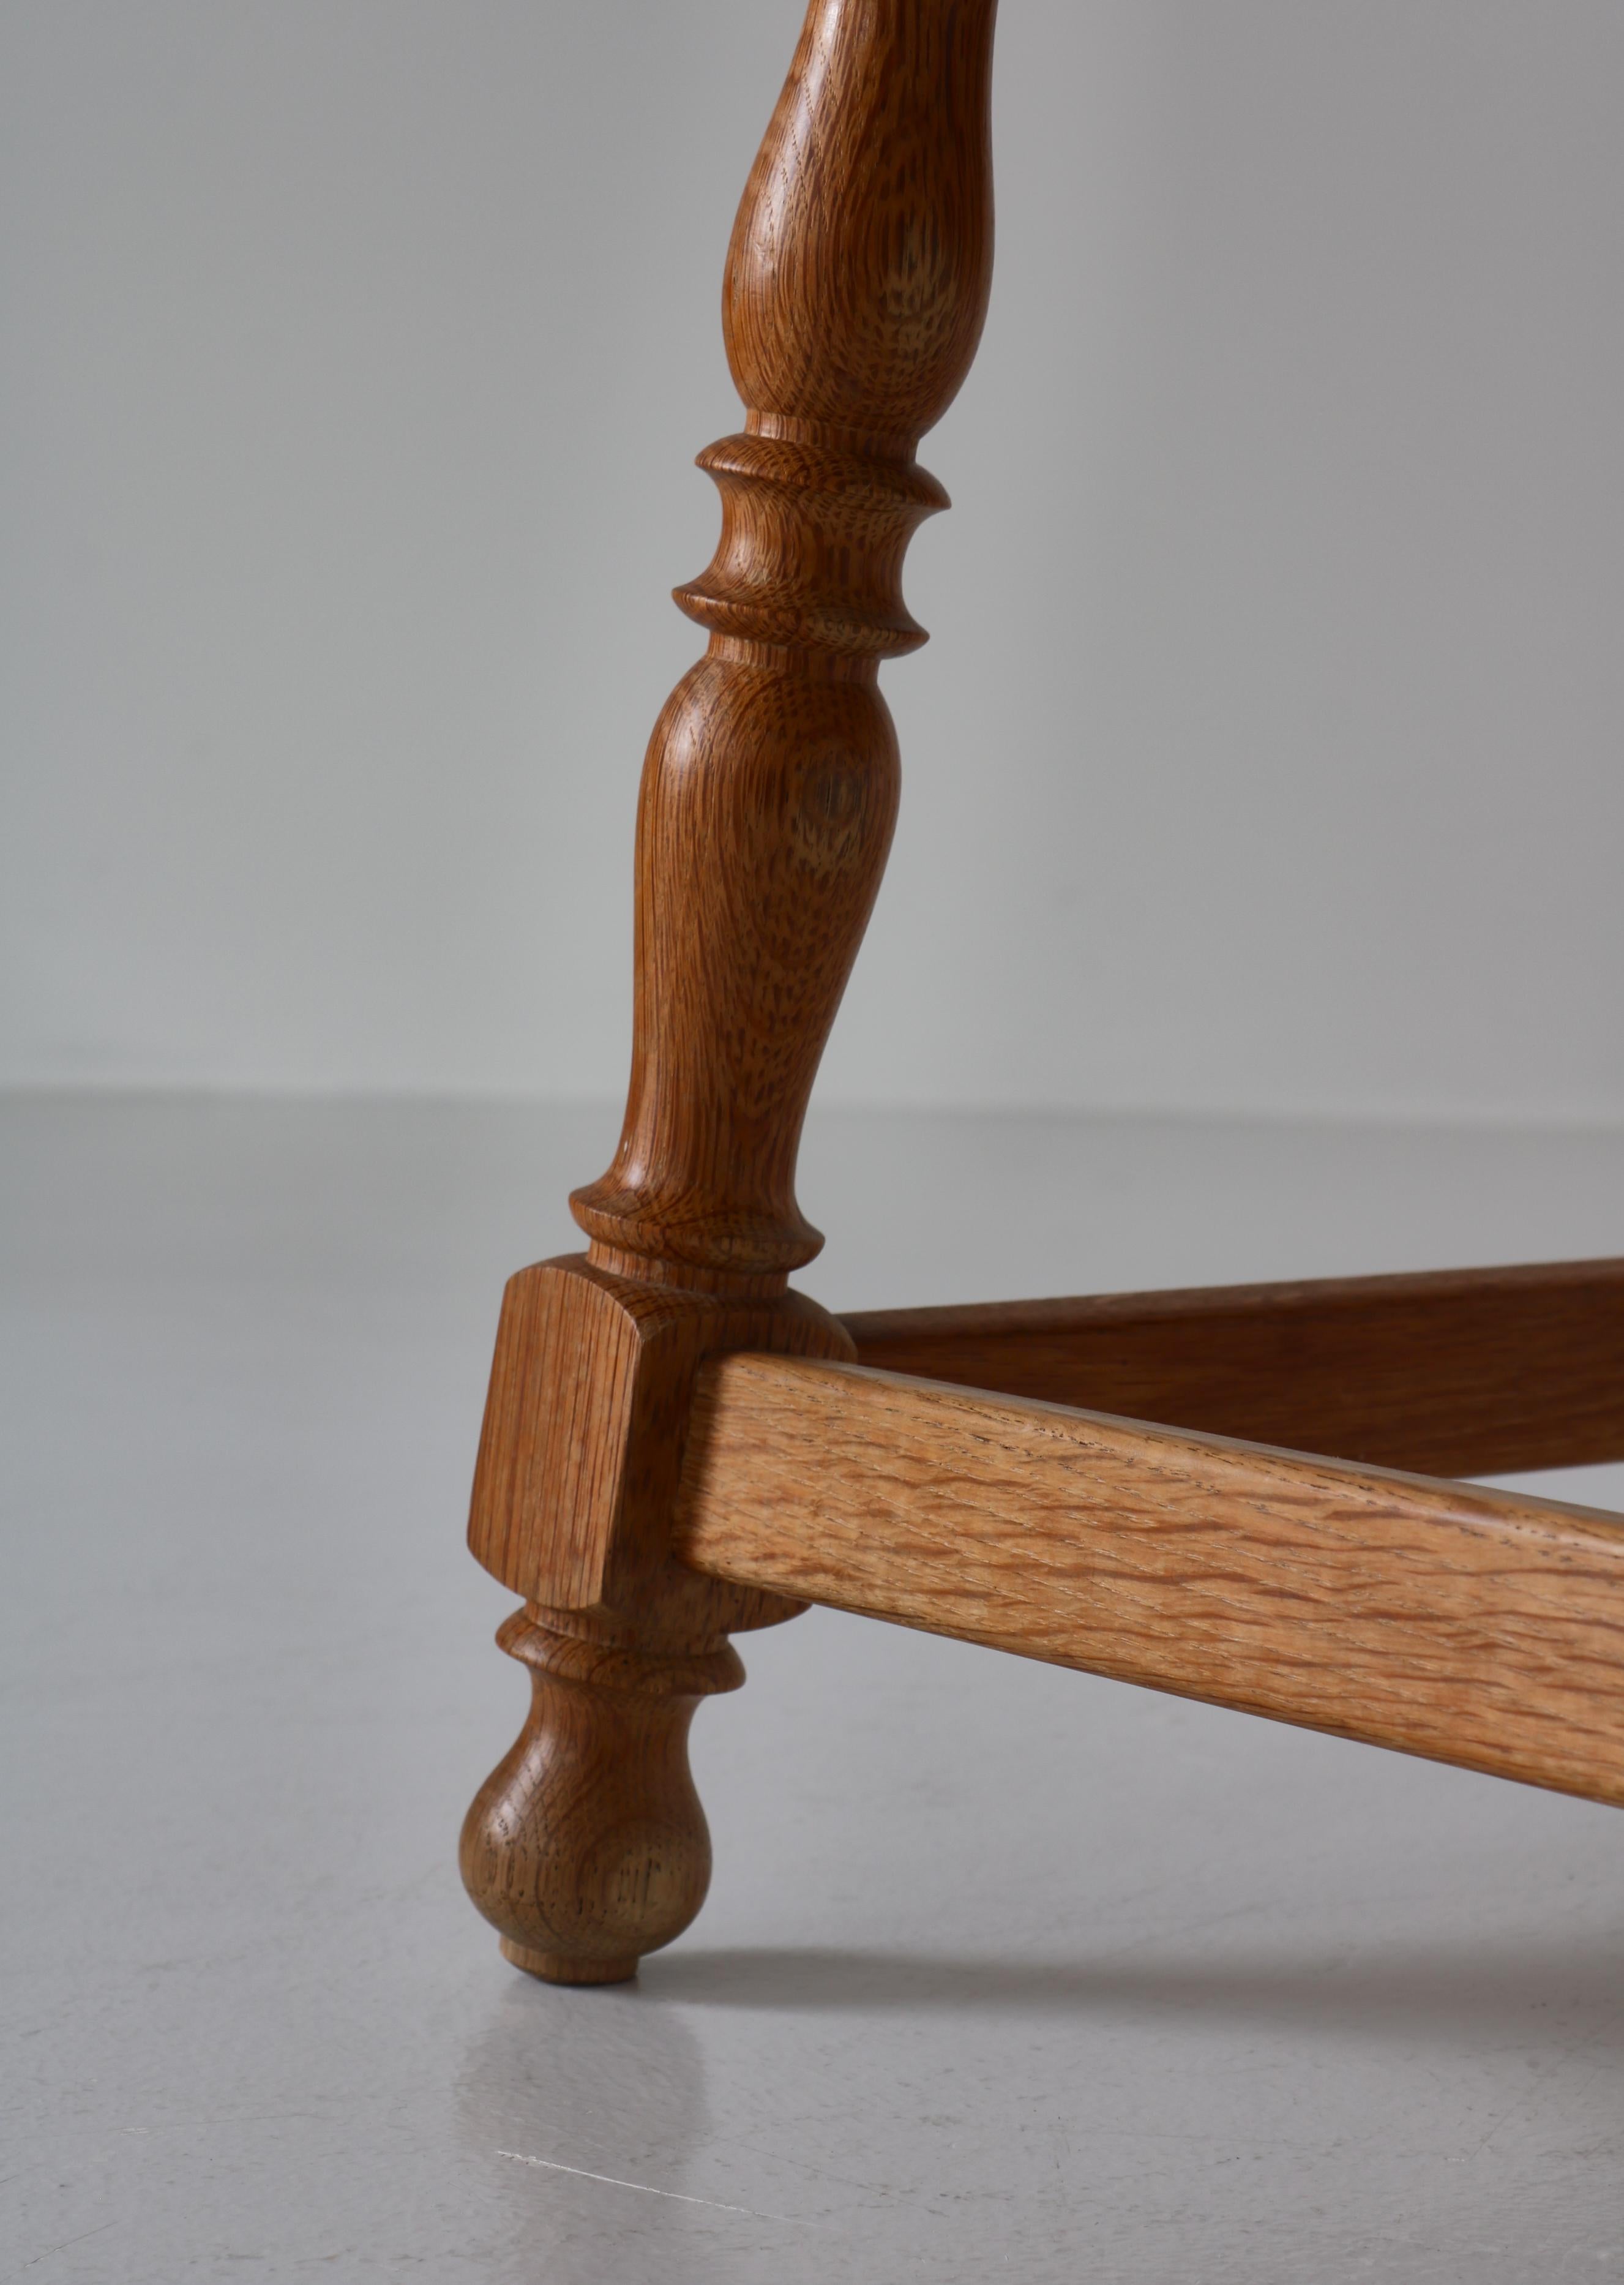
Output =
[
  {"x1": 13, "y1": 2220, "x2": 117, "y2": 2276},
  {"x1": 495, "y1": 2150, "x2": 807, "y2": 2226}
]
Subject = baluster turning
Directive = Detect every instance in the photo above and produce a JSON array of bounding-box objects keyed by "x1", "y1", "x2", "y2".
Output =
[{"x1": 461, "y1": 0, "x2": 999, "y2": 1983}]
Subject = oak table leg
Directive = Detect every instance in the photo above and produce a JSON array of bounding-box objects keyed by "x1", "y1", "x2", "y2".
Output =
[{"x1": 460, "y1": 0, "x2": 1000, "y2": 1982}]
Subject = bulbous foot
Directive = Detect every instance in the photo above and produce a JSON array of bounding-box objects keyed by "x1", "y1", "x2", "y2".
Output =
[{"x1": 459, "y1": 1605, "x2": 744, "y2": 1984}]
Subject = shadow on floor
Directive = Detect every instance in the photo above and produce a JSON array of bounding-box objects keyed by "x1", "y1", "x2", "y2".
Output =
[{"x1": 645, "y1": 1937, "x2": 1624, "y2": 2049}]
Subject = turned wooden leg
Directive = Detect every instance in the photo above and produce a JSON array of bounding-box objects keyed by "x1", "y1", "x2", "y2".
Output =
[
  {"x1": 460, "y1": 1257, "x2": 843, "y2": 1983},
  {"x1": 460, "y1": 0, "x2": 998, "y2": 1982},
  {"x1": 459, "y1": 1608, "x2": 744, "y2": 1984}
]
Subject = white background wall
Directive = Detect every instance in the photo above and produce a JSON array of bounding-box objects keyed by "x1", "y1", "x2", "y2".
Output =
[{"x1": 4, "y1": 0, "x2": 1622, "y2": 1120}]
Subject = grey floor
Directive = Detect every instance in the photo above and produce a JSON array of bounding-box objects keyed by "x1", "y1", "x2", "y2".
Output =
[{"x1": 5, "y1": 1093, "x2": 1624, "y2": 2283}]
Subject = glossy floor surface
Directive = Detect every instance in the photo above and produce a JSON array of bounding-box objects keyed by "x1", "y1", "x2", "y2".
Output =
[{"x1": 5, "y1": 1093, "x2": 1624, "y2": 2283}]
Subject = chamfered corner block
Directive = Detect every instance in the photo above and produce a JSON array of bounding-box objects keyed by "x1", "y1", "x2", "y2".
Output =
[{"x1": 468, "y1": 1250, "x2": 851, "y2": 1622}]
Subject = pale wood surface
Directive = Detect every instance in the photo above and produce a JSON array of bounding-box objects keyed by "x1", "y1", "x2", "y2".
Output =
[
  {"x1": 843, "y1": 1257, "x2": 1624, "y2": 1476},
  {"x1": 676, "y1": 1353, "x2": 1624, "y2": 1807}
]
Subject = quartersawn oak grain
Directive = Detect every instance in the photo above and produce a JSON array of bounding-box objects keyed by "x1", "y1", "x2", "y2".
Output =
[
  {"x1": 842, "y1": 1258, "x2": 1624, "y2": 1478},
  {"x1": 675, "y1": 1354, "x2": 1624, "y2": 1809}
]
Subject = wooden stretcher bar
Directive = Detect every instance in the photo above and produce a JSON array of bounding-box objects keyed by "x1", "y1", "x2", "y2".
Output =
[
  {"x1": 841, "y1": 1259, "x2": 1624, "y2": 1479},
  {"x1": 677, "y1": 1352, "x2": 1624, "y2": 1807}
]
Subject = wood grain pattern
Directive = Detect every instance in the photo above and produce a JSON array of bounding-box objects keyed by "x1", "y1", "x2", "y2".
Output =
[
  {"x1": 463, "y1": 0, "x2": 1000, "y2": 1982},
  {"x1": 468, "y1": 1251, "x2": 847, "y2": 1623},
  {"x1": 843, "y1": 1258, "x2": 1624, "y2": 1477},
  {"x1": 676, "y1": 1354, "x2": 1624, "y2": 1807},
  {"x1": 459, "y1": 1607, "x2": 744, "y2": 1986},
  {"x1": 463, "y1": 0, "x2": 1623, "y2": 1983},
  {"x1": 569, "y1": 0, "x2": 998, "y2": 1285}
]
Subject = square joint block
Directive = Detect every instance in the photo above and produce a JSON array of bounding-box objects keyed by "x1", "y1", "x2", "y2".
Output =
[{"x1": 468, "y1": 1252, "x2": 853, "y2": 1621}]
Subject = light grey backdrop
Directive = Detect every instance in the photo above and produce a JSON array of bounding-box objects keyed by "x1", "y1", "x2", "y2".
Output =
[{"x1": 4, "y1": 0, "x2": 1622, "y2": 1120}]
